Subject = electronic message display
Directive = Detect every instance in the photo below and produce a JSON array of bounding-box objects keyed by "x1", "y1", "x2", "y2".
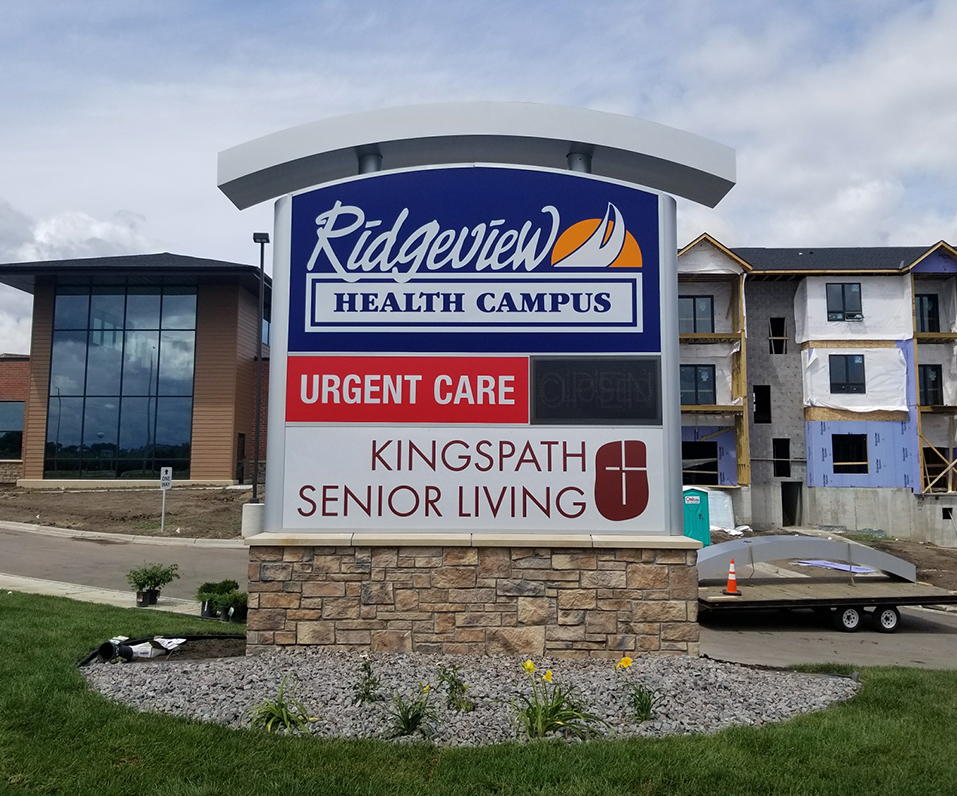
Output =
[
  {"x1": 531, "y1": 357, "x2": 661, "y2": 424},
  {"x1": 274, "y1": 164, "x2": 674, "y2": 534}
]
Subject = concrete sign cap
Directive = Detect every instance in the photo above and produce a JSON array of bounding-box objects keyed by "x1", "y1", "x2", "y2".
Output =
[{"x1": 218, "y1": 102, "x2": 735, "y2": 210}]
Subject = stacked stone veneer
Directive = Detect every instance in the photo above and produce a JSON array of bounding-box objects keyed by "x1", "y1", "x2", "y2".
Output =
[
  {"x1": 0, "y1": 460, "x2": 22, "y2": 484},
  {"x1": 247, "y1": 545, "x2": 699, "y2": 658}
]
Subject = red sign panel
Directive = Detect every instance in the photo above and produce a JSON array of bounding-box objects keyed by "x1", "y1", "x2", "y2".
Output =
[{"x1": 286, "y1": 356, "x2": 529, "y2": 424}]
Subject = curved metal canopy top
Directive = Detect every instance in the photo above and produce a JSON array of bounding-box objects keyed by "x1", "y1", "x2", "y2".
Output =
[
  {"x1": 697, "y1": 536, "x2": 917, "y2": 583},
  {"x1": 217, "y1": 102, "x2": 736, "y2": 210}
]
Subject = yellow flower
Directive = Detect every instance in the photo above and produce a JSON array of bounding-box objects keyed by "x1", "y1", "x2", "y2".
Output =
[
  {"x1": 521, "y1": 659, "x2": 536, "y2": 674},
  {"x1": 615, "y1": 656, "x2": 633, "y2": 671},
  {"x1": 542, "y1": 670, "x2": 553, "y2": 683},
  {"x1": 421, "y1": 684, "x2": 430, "y2": 693}
]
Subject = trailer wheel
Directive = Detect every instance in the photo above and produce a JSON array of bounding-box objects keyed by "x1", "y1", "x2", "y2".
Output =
[
  {"x1": 834, "y1": 606, "x2": 863, "y2": 632},
  {"x1": 873, "y1": 606, "x2": 901, "y2": 633}
]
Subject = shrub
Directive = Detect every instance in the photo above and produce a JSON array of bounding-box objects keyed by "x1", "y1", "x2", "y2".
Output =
[
  {"x1": 217, "y1": 591, "x2": 247, "y2": 616},
  {"x1": 126, "y1": 563, "x2": 180, "y2": 592},
  {"x1": 196, "y1": 579, "x2": 239, "y2": 601}
]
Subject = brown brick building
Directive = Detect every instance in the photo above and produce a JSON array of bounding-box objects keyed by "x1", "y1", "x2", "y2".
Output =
[
  {"x1": 0, "y1": 254, "x2": 270, "y2": 486},
  {"x1": 0, "y1": 354, "x2": 29, "y2": 482}
]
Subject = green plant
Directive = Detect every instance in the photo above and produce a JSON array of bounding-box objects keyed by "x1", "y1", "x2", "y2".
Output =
[
  {"x1": 125, "y1": 562, "x2": 180, "y2": 592},
  {"x1": 386, "y1": 685, "x2": 437, "y2": 738},
  {"x1": 512, "y1": 659, "x2": 607, "y2": 741},
  {"x1": 195, "y1": 579, "x2": 239, "y2": 602},
  {"x1": 438, "y1": 664, "x2": 474, "y2": 712},
  {"x1": 13, "y1": 591, "x2": 957, "y2": 796},
  {"x1": 628, "y1": 683, "x2": 662, "y2": 722},
  {"x1": 212, "y1": 591, "x2": 249, "y2": 615},
  {"x1": 614, "y1": 655, "x2": 661, "y2": 722},
  {"x1": 353, "y1": 654, "x2": 381, "y2": 704},
  {"x1": 246, "y1": 674, "x2": 316, "y2": 733}
]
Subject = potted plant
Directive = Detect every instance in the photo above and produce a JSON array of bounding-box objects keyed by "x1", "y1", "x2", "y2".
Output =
[
  {"x1": 126, "y1": 562, "x2": 180, "y2": 607},
  {"x1": 218, "y1": 591, "x2": 248, "y2": 623},
  {"x1": 196, "y1": 579, "x2": 239, "y2": 618}
]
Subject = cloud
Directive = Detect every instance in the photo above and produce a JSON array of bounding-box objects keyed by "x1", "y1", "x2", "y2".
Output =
[
  {"x1": 660, "y1": 0, "x2": 957, "y2": 247},
  {"x1": 0, "y1": 200, "x2": 159, "y2": 353},
  {"x1": 0, "y1": 199, "x2": 33, "y2": 261},
  {"x1": 14, "y1": 209, "x2": 154, "y2": 262},
  {"x1": 2, "y1": 0, "x2": 956, "y2": 263}
]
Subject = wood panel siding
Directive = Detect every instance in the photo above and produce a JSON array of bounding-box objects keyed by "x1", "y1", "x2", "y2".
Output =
[
  {"x1": 191, "y1": 285, "x2": 241, "y2": 479},
  {"x1": 234, "y1": 288, "x2": 261, "y2": 473},
  {"x1": 22, "y1": 286, "x2": 54, "y2": 479},
  {"x1": 804, "y1": 407, "x2": 908, "y2": 422}
]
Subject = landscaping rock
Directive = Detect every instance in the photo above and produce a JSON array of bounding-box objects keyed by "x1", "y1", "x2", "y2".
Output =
[{"x1": 82, "y1": 649, "x2": 860, "y2": 747}]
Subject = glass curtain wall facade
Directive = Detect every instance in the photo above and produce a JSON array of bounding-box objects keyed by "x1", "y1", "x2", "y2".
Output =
[{"x1": 45, "y1": 286, "x2": 196, "y2": 478}]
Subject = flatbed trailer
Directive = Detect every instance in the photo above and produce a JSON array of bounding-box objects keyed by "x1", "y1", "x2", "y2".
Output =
[
  {"x1": 698, "y1": 579, "x2": 957, "y2": 631},
  {"x1": 697, "y1": 536, "x2": 957, "y2": 632}
]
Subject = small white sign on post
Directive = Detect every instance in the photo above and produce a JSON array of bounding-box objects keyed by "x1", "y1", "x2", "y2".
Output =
[{"x1": 159, "y1": 467, "x2": 172, "y2": 533}]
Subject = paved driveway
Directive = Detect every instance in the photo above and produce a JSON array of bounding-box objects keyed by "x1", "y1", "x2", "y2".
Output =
[
  {"x1": 700, "y1": 605, "x2": 957, "y2": 669},
  {"x1": 0, "y1": 526, "x2": 247, "y2": 601},
  {"x1": 4, "y1": 522, "x2": 957, "y2": 668}
]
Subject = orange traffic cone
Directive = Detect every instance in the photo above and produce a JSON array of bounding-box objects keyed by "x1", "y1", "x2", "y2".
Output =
[{"x1": 723, "y1": 558, "x2": 741, "y2": 596}]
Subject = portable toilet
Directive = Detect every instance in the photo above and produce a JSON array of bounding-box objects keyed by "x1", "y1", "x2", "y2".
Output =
[{"x1": 683, "y1": 487, "x2": 710, "y2": 547}]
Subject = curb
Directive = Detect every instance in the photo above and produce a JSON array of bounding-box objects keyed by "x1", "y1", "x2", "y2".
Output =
[
  {"x1": 0, "y1": 520, "x2": 245, "y2": 549},
  {"x1": 0, "y1": 573, "x2": 203, "y2": 615}
]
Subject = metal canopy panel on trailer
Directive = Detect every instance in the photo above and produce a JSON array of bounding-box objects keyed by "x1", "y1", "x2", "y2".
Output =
[{"x1": 697, "y1": 536, "x2": 917, "y2": 583}]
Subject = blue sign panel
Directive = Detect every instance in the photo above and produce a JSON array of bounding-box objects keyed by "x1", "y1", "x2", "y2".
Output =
[{"x1": 288, "y1": 165, "x2": 660, "y2": 354}]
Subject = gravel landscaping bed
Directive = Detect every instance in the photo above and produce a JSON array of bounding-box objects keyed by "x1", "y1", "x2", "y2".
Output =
[{"x1": 83, "y1": 648, "x2": 860, "y2": 746}]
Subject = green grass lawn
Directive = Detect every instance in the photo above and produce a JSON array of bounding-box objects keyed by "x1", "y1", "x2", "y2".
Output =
[{"x1": 2, "y1": 590, "x2": 957, "y2": 796}]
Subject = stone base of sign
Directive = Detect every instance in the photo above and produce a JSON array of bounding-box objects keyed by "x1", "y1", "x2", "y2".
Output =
[{"x1": 245, "y1": 534, "x2": 700, "y2": 658}]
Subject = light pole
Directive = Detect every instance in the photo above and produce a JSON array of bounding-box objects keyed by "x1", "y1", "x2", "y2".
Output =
[{"x1": 252, "y1": 232, "x2": 270, "y2": 503}]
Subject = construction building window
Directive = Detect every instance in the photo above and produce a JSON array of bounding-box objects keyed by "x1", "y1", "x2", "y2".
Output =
[
  {"x1": 753, "y1": 385, "x2": 772, "y2": 423},
  {"x1": 832, "y1": 434, "x2": 868, "y2": 474},
  {"x1": 0, "y1": 401, "x2": 24, "y2": 460},
  {"x1": 772, "y1": 438, "x2": 791, "y2": 477},
  {"x1": 826, "y1": 283, "x2": 863, "y2": 321},
  {"x1": 923, "y1": 447, "x2": 950, "y2": 485},
  {"x1": 916, "y1": 294, "x2": 940, "y2": 334},
  {"x1": 829, "y1": 354, "x2": 866, "y2": 394},
  {"x1": 678, "y1": 296, "x2": 714, "y2": 334},
  {"x1": 919, "y1": 364, "x2": 944, "y2": 406},
  {"x1": 681, "y1": 440, "x2": 719, "y2": 485},
  {"x1": 680, "y1": 364, "x2": 716, "y2": 405},
  {"x1": 768, "y1": 317, "x2": 788, "y2": 354}
]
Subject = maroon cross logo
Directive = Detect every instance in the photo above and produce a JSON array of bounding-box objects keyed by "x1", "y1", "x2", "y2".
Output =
[{"x1": 594, "y1": 440, "x2": 649, "y2": 521}]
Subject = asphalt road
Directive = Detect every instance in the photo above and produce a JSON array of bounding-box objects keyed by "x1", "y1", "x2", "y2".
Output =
[
  {"x1": 699, "y1": 605, "x2": 957, "y2": 669},
  {"x1": 3, "y1": 524, "x2": 957, "y2": 668},
  {"x1": 0, "y1": 526, "x2": 248, "y2": 601}
]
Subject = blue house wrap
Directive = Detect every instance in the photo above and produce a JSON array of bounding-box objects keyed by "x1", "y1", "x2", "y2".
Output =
[{"x1": 681, "y1": 425, "x2": 737, "y2": 485}]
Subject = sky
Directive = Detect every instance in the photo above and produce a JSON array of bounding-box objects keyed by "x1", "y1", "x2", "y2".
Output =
[{"x1": 1, "y1": 0, "x2": 955, "y2": 353}]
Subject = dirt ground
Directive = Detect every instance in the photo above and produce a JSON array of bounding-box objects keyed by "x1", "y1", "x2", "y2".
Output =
[
  {"x1": 141, "y1": 636, "x2": 246, "y2": 662},
  {"x1": 4, "y1": 485, "x2": 957, "y2": 592},
  {"x1": 81, "y1": 636, "x2": 247, "y2": 666},
  {"x1": 0, "y1": 485, "x2": 250, "y2": 539}
]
